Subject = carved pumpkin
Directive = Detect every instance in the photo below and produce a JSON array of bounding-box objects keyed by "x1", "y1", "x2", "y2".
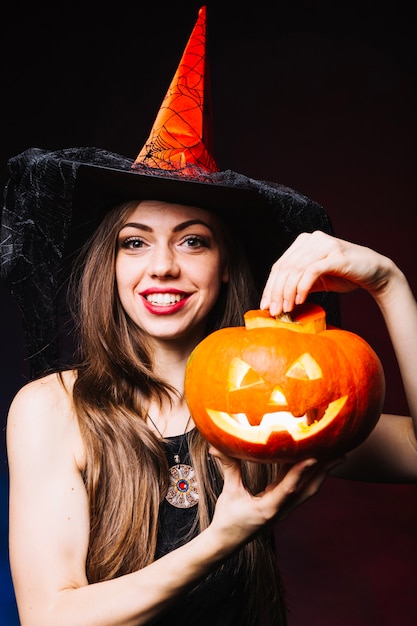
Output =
[{"x1": 185, "y1": 303, "x2": 385, "y2": 462}]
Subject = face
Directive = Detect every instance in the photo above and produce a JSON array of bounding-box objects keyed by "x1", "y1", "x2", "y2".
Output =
[{"x1": 115, "y1": 200, "x2": 229, "y2": 346}]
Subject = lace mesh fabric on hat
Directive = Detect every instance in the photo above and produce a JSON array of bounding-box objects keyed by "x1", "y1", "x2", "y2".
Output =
[
  {"x1": 1, "y1": 145, "x2": 341, "y2": 377},
  {"x1": 132, "y1": 6, "x2": 218, "y2": 174},
  {"x1": 0, "y1": 6, "x2": 340, "y2": 377},
  {"x1": 1, "y1": 146, "x2": 339, "y2": 377}
]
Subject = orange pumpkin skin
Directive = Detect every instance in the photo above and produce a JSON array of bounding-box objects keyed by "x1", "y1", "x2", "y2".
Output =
[{"x1": 185, "y1": 303, "x2": 385, "y2": 463}]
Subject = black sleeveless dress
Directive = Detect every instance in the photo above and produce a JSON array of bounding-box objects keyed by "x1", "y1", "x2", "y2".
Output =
[{"x1": 153, "y1": 433, "x2": 247, "y2": 625}]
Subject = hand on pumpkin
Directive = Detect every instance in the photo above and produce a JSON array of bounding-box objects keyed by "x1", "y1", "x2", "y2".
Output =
[
  {"x1": 261, "y1": 230, "x2": 394, "y2": 316},
  {"x1": 208, "y1": 447, "x2": 343, "y2": 547}
]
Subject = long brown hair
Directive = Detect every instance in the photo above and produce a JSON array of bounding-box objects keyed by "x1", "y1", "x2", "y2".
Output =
[{"x1": 68, "y1": 201, "x2": 286, "y2": 624}]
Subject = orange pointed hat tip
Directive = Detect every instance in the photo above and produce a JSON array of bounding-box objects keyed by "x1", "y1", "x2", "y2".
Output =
[{"x1": 132, "y1": 5, "x2": 219, "y2": 176}]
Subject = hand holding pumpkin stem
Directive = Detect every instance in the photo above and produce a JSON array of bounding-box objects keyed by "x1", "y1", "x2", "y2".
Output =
[{"x1": 261, "y1": 230, "x2": 397, "y2": 316}]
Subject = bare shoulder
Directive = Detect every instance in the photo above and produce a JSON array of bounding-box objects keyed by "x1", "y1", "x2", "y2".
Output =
[
  {"x1": 7, "y1": 370, "x2": 75, "y2": 419},
  {"x1": 6, "y1": 369, "x2": 85, "y2": 470}
]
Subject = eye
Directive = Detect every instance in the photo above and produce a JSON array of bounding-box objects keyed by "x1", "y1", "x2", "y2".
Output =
[
  {"x1": 119, "y1": 236, "x2": 147, "y2": 250},
  {"x1": 182, "y1": 235, "x2": 209, "y2": 249},
  {"x1": 286, "y1": 353, "x2": 323, "y2": 380}
]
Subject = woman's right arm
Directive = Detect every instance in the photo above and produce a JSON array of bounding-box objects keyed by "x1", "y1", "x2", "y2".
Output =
[{"x1": 7, "y1": 373, "x2": 332, "y2": 626}]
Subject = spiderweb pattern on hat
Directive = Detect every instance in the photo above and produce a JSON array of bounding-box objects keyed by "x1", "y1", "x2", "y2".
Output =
[
  {"x1": 132, "y1": 6, "x2": 218, "y2": 175},
  {"x1": 1, "y1": 6, "x2": 339, "y2": 377}
]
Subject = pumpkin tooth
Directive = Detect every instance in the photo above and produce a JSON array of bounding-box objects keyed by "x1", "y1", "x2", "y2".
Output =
[
  {"x1": 234, "y1": 413, "x2": 250, "y2": 426},
  {"x1": 185, "y1": 301, "x2": 385, "y2": 463},
  {"x1": 306, "y1": 405, "x2": 327, "y2": 425}
]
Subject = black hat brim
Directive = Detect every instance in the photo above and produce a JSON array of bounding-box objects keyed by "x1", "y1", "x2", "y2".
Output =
[
  {"x1": 69, "y1": 149, "x2": 333, "y2": 288},
  {"x1": 2, "y1": 146, "x2": 339, "y2": 375},
  {"x1": 72, "y1": 161, "x2": 293, "y2": 287}
]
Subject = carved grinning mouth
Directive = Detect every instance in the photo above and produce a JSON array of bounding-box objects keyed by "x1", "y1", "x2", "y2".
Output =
[{"x1": 206, "y1": 396, "x2": 348, "y2": 442}]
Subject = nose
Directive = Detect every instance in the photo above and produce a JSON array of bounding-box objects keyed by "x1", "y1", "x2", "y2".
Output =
[{"x1": 148, "y1": 244, "x2": 180, "y2": 278}]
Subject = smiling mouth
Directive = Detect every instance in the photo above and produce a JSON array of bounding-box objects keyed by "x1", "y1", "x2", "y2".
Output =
[{"x1": 144, "y1": 293, "x2": 186, "y2": 305}]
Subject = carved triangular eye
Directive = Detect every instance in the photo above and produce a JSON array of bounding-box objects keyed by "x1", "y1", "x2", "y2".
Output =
[
  {"x1": 286, "y1": 353, "x2": 323, "y2": 380},
  {"x1": 228, "y1": 357, "x2": 265, "y2": 390},
  {"x1": 270, "y1": 387, "x2": 287, "y2": 405}
]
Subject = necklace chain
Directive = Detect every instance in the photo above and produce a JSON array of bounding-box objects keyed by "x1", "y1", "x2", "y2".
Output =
[
  {"x1": 146, "y1": 413, "x2": 198, "y2": 509},
  {"x1": 146, "y1": 413, "x2": 192, "y2": 465}
]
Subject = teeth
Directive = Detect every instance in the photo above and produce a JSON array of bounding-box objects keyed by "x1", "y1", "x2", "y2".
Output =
[{"x1": 145, "y1": 293, "x2": 184, "y2": 305}]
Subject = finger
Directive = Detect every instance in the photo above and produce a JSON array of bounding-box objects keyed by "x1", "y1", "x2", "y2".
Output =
[
  {"x1": 286, "y1": 262, "x2": 330, "y2": 303},
  {"x1": 260, "y1": 263, "x2": 289, "y2": 313},
  {"x1": 276, "y1": 458, "x2": 319, "y2": 496},
  {"x1": 261, "y1": 264, "x2": 307, "y2": 315},
  {"x1": 261, "y1": 235, "x2": 325, "y2": 314},
  {"x1": 275, "y1": 456, "x2": 345, "y2": 520},
  {"x1": 208, "y1": 446, "x2": 243, "y2": 488},
  {"x1": 265, "y1": 269, "x2": 308, "y2": 316}
]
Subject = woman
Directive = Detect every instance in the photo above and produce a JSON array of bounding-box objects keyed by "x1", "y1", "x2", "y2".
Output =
[
  {"x1": 5, "y1": 198, "x2": 417, "y2": 626},
  {"x1": 3, "y1": 8, "x2": 417, "y2": 625},
  {"x1": 5, "y1": 198, "x2": 340, "y2": 626}
]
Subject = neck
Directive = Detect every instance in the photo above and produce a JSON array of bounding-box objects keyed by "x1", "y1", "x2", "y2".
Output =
[
  {"x1": 149, "y1": 331, "x2": 204, "y2": 390},
  {"x1": 146, "y1": 334, "x2": 202, "y2": 437},
  {"x1": 147, "y1": 397, "x2": 194, "y2": 438}
]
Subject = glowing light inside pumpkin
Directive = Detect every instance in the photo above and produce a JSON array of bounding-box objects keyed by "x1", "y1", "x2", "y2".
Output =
[
  {"x1": 270, "y1": 388, "x2": 286, "y2": 405},
  {"x1": 185, "y1": 303, "x2": 385, "y2": 462},
  {"x1": 206, "y1": 396, "x2": 348, "y2": 442},
  {"x1": 228, "y1": 357, "x2": 264, "y2": 390},
  {"x1": 285, "y1": 353, "x2": 323, "y2": 380},
  {"x1": 228, "y1": 352, "x2": 323, "y2": 395}
]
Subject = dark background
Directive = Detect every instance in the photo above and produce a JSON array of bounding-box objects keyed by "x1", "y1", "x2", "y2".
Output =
[{"x1": 1, "y1": 1, "x2": 416, "y2": 624}]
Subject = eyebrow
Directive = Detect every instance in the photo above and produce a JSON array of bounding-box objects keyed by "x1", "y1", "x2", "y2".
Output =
[{"x1": 119, "y1": 219, "x2": 215, "y2": 234}]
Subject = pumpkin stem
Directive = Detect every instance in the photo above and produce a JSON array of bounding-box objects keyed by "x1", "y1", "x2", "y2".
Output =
[
  {"x1": 244, "y1": 303, "x2": 327, "y2": 334},
  {"x1": 276, "y1": 312, "x2": 293, "y2": 323}
]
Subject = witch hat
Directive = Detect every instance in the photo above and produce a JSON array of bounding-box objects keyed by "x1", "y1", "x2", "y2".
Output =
[
  {"x1": 1, "y1": 5, "x2": 339, "y2": 377},
  {"x1": 133, "y1": 5, "x2": 218, "y2": 174}
]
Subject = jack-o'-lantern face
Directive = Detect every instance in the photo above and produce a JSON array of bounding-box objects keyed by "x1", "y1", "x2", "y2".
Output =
[
  {"x1": 223, "y1": 335, "x2": 346, "y2": 425},
  {"x1": 185, "y1": 303, "x2": 385, "y2": 462}
]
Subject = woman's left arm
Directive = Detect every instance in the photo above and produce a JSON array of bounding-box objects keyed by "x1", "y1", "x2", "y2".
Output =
[
  {"x1": 334, "y1": 261, "x2": 417, "y2": 482},
  {"x1": 373, "y1": 261, "x2": 417, "y2": 423},
  {"x1": 261, "y1": 231, "x2": 417, "y2": 482}
]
